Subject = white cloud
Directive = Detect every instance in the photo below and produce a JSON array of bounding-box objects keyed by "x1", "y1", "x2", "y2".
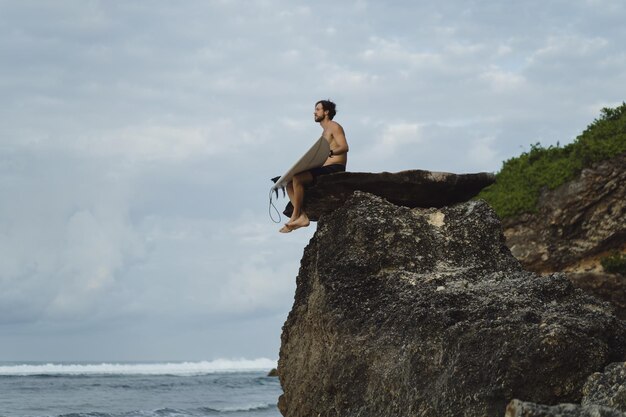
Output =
[
  {"x1": 445, "y1": 42, "x2": 487, "y2": 56},
  {"x1": 280, "y1": 117, "x2": 310, "y2": 132},
  {"x1": 46, "y1": 206, "x2": 145, "y2": 319},
  {"x1": 382, "y1": 123, "x2": 422, "y2": 148},
  {"x1": 2, "y1": 0, "x2": 626, "y2": 360},
  {"x1": 216, "y1": 258, "x2": 297, "y2": 314},
  {"x1": 323, "y1": 65, "x2": 380, "y2": 92},
  {"x1": 496, "y1": 45, "x2": 513, "y2": 56},
  {"x1": 360, "y1": 37, "x2": 442, "y2": 70},
  {"x1": 356, "y1": 122, "x2": 422, "y2": 165},
  {"x1": 531, "y1": 35, "x2": 608, "y2": 60},
  {"x1": 277, "y1": 5, "x2": 311, "y2": 18},
  {"x1": 467, "y1": 136, "x2": 499, "y2": 167},
  {"x1": 3, "y1": 119, "x2": 270, "y2": 163},
  {"x1": 85, "y1": 121, "x2": 255, "y2": 161},
  {"x1": 480, "y1": 66, "x2": 527, "y2": 92}
]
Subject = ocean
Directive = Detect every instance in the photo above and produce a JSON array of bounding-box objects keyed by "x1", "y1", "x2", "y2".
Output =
[{"x1": 0, "y1": 360, "x2": 283, "y2": 417}]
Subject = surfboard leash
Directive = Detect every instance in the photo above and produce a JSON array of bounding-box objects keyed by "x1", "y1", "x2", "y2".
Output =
[{"x1": 268, "y1": 188, "x2": 283, "y2": 223}]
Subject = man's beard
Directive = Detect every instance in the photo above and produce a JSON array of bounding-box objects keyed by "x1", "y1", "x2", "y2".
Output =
[{"x1": 314, "y1": 115, "x2": 324, "y2": 122}]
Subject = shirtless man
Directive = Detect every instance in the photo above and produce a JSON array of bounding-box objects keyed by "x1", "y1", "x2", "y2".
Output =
[{"x1": 279, "y1": 100, "x2": 349, "y2": 233}]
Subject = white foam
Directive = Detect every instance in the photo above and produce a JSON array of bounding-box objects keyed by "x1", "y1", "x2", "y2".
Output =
[
  {"x1": 0, "y1": 358, "x2": 277, "y2": 376},
  {"x1": 217, "y1": 403, "x2": 274, "y2": 412}
]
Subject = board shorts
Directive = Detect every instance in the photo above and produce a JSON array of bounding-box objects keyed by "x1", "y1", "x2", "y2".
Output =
[{"x1": 309, "y1": 164, "x2": 346, "y2": 182}]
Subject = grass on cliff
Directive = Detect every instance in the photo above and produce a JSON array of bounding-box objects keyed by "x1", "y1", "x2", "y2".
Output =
[
  {"x1": 601, "y1": 252, "x2": 626, "y2": 276},
  {"x1": 478, "y1": 103, "x2": 626, "y2": 219}
]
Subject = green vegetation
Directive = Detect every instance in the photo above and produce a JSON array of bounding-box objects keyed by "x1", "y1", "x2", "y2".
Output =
[
  {"x1": 479, "y1": 103, "x2": 626, "y2": 218},
  {"x1": 601, "y1": 252, "x2": 626, "y2": 276}
]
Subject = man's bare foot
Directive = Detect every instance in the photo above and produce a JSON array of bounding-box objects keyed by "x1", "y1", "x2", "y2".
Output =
[
  {"x1": 279, "y1": 224, "x2": 293, "y2": 233},
  {"x1": 287, "y1": 214, "x2": 310, "y2": 230}
]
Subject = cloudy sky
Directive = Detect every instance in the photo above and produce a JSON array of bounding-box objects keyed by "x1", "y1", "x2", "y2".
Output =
[{"x1": 1, "y1": 0, "x2": 624, "y2": 362}]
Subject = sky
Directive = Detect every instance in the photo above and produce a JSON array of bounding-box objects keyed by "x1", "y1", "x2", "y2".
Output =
[{"x1": 1, "y1": 0, "x2": 625, "y2": 362}]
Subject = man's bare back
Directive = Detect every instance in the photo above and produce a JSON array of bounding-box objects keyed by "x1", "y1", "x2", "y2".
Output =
[{"x1": 321, "y1": 120, "x2": 348, "y2": 167}]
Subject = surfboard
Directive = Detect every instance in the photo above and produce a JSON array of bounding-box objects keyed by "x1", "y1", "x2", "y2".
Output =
[{"x1": 271, "y1": 136, "x2": 330, "y2": 191}]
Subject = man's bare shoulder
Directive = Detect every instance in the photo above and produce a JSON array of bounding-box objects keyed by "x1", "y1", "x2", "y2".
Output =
[{"x1": 329, "y1": 120, "x2": 345, "y2": 133}]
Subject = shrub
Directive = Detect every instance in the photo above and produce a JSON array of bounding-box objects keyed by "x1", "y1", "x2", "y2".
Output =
[
  {"x1": 600, "y1": 252, "x2": 626, "y2": 276},
  {"x1": 479, "y1": 103, "x2": 626, "y2": 218}
]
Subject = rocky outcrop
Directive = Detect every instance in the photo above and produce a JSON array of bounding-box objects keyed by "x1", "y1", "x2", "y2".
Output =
[
  {"x1": 582, "y1": 362, "x2": 626, "y2": 412},
  {"x1": 281, "y1": 169, "x2": 495, "y2": 221},
  {"x1": 504, "y1": 362, "x2": 626, "y2": 416},
  {"x1": 278, "y1": 192, "x2": 626, "y2": 417},
  {"x1": 504, "y1": 399, "x2": 625, "y2": 417},
  {"x1": 503, "y1": 153, "x2": 625, "y2": 273},
  {"x1": 502, "y1": 154, "x2": 626, "y2": 317}
]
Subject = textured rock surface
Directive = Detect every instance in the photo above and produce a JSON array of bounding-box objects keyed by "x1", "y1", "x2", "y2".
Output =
[
  {"x1": 502, "y1": 153, "x2": 626, "y2": 319},
  {"x1": 502, "y1": 153, "x2": 625, "y2": 273},
  {"x1": 583, "y1": 362, "x2": 626, "y2": 412},
  {"x1": 505, "y1": 399, "x2": 625, "y2": 417},
  {"x1": 278, "y1": 192, "x2": 626, "y2": 417},
  {"x1": 281, "y1": 169, "x2": 495, "y2": 221},
  {"x1": 568, "y1": 273, "x2": 626, "y2": 319},
  {"x1": 504, "y1": 363, "x2": 626, "y2": 416}
]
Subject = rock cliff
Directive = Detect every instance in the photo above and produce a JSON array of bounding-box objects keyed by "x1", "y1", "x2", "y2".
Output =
[
  {"x1": 502, "y1": 153, "x2": 626, "y2": 318},
  {"x1": 278, "y1": 192, "x2": 626, "y2": 417}
]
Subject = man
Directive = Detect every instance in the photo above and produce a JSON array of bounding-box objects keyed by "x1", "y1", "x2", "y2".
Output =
[{"x1": 280, "y1": 100, "x2": 349, "y2": 233}]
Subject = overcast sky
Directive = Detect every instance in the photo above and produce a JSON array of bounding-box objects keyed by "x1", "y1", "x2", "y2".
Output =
[{"x1": 1, "y1": 0, "x2": 625, "y2": 362}]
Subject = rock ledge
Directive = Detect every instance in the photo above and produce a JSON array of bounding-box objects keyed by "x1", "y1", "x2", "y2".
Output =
[{"x1": 281, "y1": 169, "x2": 495, "y2": 221}]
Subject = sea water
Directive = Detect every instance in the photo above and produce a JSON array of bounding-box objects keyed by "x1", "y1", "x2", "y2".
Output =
[{"x1": 0, "y1": 360, "x2": 282, "y2": 417}]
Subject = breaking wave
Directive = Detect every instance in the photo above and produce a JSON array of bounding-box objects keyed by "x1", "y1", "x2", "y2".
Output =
[{"x1": 0, "y1": 358, "x2": 277, "y2": 376}]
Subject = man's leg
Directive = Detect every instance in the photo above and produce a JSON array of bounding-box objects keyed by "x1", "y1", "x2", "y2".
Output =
[
  {"x1": 287, "y1": 171, "x2": 313, "y2": 229},
  {"x1": 280, "y1": 172, "x2": 313, "y2": 232},
  {"x1": 279, "y1": 183, "x2": 299, "y2": 233}
]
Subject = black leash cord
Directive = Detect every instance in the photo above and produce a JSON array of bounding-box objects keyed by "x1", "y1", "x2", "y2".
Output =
[{"x1": 269, "y1": 188, "x2": 282, "y2": 223}]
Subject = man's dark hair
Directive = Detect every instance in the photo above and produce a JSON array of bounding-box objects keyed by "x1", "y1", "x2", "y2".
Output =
[{"x1": 316, "y1": 99, "x2": 337, "y2": 120}]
